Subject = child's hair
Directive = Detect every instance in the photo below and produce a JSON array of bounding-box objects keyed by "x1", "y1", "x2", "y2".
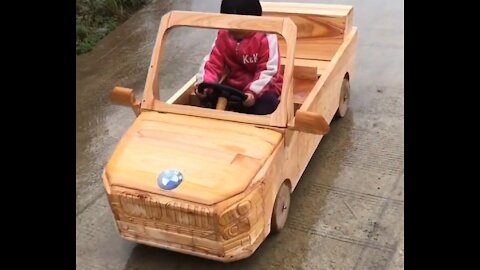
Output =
[{"x1": 220, "y1": 0, "x2": 262, "y2": 16}]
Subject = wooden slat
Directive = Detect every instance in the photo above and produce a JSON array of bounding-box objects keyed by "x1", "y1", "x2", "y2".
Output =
[
  {"x1": 266, "y1": 14, "x2": 347, "y2": 40},
  {"x1": 120, "y1": 235, "x2": 226, "y2": 260},
  {"x1": 278, "y1": 16, "x2": 297, "y2": 125},
  {"x1": 167, "y1": 11, "x2": 285, "y2": 34},
  {"x1": 292, "y1": 79, "x2": 316, "y2": 104},
  {"x1": 166, "y1": 75, "x2": 196, "y2": 104},
  {"x1": 261, "y1": 2, "x2": 353, "y2": 17},
  {"x1": 142, "y1": 13, "x2": 171, "y2": 108},
  {"x1": 281, "y1": 57, "x2": 330, "y2": 79},
  {"x1": 153, "y1": 100, "x2": 273, "y2": 126},
  {"x1": 262, "y1": 2, "x2": 353, "y2": 61},
  {"x1": 344, "y1": 9, "x2": 354, "y2": 37},
  {"x1": 265, "y1": 13, "x2": 345, "y2": 61},
  {"x1": 278, "y1": 38, "x2": 340, "y2": 61}
]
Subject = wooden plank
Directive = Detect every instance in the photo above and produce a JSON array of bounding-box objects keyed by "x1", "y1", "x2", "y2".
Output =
[
  {"x1": 119, "y1": 227, "x2": 225, "y2": 256},
  {"x1": 293, "y1": 78, "x2": 316, "y2": 104},
  {"x1": 166, "y1": 75, "x2": 196, "y2": 104},
  {"x1": 262, "y1": 2, "x2": 353, "y2": 61},
  {"x1": 261, "y1": 1, "x2": 353, "y2": 17},
  {"x1": 167, "y1": 11, "x2": 285, "y2": 34},
  {"x1": 142, "y1": 12, "x2": 171, "y2": 109},
  {"x1": 292, "y1": 65, "x2": 318, "y2": 80},
  {"x1": 278, "y1": 39, "x2": 340, "y2": 61},
  {"x1": 277, "y1": 17, "x2": 297, "y2": 125},
  {"x1": 344, "y1": 9, "x2": 354, "y2": 38},
  {"x1": 267, "y1": 14, "x2": 347, "y2": 39},
  {"x1": 299, "y1": 27, "x2": 358, "y2": 121},
  {"x1": 120, "y1": 235, "x2": 227, "y2": 260},
  {"x1": 281, "y1": 57, "x2": 330, "y2": 79},
  {"x1": 284, "y1": 28, "x2": 358, "y2": 190},
  {"x1": 289, "y1": 58, "x2": 330, "y2": 72},
  {"x1": 153, "y1": 100, "x2": 274, "y2": 127},
  {"x1": 263, "y1": 12, "x2": 346, "y2": 60}
]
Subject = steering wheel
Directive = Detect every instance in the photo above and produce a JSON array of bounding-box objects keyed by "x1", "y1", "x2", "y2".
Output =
[{"x1": 197, "y1": 82, "x2": 247, "y2": 110}]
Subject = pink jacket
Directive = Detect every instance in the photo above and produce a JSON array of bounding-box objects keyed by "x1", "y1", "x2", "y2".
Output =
[{"x1": 195, "y1": 30, "x2": 283, "y2": 98}]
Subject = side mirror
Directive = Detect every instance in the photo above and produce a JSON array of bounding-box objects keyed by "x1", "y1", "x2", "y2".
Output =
[
  {"x1": 290, "y1": 111, "x2": 330, "y2": 135},
  {"x1": 111, "y1": 86, "x2": 141, "y2": 116}
]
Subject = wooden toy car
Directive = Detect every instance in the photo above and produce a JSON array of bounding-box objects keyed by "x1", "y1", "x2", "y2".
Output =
[{"x1": 103, "y1": 1, "x2": 357, "y2": 262}]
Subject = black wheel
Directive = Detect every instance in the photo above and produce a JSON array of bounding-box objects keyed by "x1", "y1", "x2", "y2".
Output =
[{"x1": 271, "y1": 182, "x2": 291, "y2": 233}]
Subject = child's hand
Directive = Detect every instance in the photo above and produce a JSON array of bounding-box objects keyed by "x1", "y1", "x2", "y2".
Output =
[{"x1": 243, "y1": 93, "x2": 255, "y2": 107}]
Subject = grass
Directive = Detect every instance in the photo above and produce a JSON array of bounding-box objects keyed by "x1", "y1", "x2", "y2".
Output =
[{"x1": 76, "y1": 0, "x2": 152, "y2": 55}]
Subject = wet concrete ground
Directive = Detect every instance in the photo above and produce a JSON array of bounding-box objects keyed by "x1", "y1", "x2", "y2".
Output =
[{"x1": 76, "y1": 0, "x2": 404, "y2": 269}]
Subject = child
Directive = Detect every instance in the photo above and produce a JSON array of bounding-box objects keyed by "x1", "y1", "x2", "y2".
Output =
[{"x1": 194, "y1": 0, "x2": 283, "y2": 115}]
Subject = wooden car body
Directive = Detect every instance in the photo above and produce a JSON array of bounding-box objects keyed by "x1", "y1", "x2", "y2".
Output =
[{"x1": 103, "y1": 2, "x2": 357, "y2": 262}]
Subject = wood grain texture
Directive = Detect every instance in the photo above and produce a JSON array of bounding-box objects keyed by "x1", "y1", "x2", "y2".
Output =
[
  {"x1": 292, "y1": 78, "x2": 317, "y2": 105},
  {"x1": 111, "y1": 87, "x2": 135, "y2": 106},
  {"x1": 279, "y1": 17, "x2": 297, "y2": 125},
  {"x1": 248, "y1": 139, "x2": 286, "y2": 238},
  {"x1": 262, "y1": 1, "x2": 353, "y2": 61},
  {"x1": 166, "y1": 75, "x2": 196, "y2": 104},
  {"x1": 142, "y1": 11, "x2": 297, "y2": 127},
  {"x1": 285, "y1": 28, "x2": 358, "y2": 190},
  {"x1": 344, "y1": 9, "x2": 354, "y2": 37},
  {"x1": 293, "y1": 110, "x2": 330, "y2": 135},
  {"x1": 107, "y1": 175, "x2": 267, "y2": 261},
  {"x1": 142, "y1": 12, "x2": 171, "y2": 109},
  {"x1": 104, "y1": 3, "x2": 358, "y2": 262},
  {"x1": 154, "y1": 99, "x2": 274, "y2": 126},
  {"x1": 105, "y1": 111, "x2": 282, "y2": 205},
  {"x1": 298, "y1": 27, "x2": 358, "y2": 122},
  {"x1": 273, "y1": 14, "x2": 344, "y2": 61},
  {"x1": 261, "y1": 1, "x2": 353, "y2": 17},
  {"x1": 167, "y1": 11, "x2": 285, "y2": 33},
  {"x1": 111, "y1": 86, "x2": 141, "y2": 115},
  {"x1": 281, "y1": 57, "x2": 330, "y2": 79},
  {"x1": 216, "y1": 97, "x2": 228, "y2": 110}
]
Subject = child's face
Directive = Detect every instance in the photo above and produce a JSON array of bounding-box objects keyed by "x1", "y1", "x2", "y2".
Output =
[{"x1": 229, "y1": 30, "x2": 250, "y2": 40}]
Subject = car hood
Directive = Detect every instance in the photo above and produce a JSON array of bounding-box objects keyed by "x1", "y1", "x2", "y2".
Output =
[{"x1": 104, "y1": 111, "x2": 282, "y2": 205}]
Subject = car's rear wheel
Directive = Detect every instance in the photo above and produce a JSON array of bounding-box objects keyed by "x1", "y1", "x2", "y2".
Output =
[
  {"x1": 336, "y1": 77, "x2": 350, "y2": 118},
  {"x1": 271, "y1": 182, "x2": 291, "y2": 233}
]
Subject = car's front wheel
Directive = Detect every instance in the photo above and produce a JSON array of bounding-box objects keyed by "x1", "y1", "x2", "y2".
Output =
[{"x1": 271, "y1": 181, "x2": 291, "y2": 233}]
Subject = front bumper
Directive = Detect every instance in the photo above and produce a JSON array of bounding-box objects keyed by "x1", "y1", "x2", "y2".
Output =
[
  {"x1": 105, "y1": 182, "x2": 266, "y2": 262},
  {"x1": 116, "y1": 219, "x2": 265, "y2": 262}
]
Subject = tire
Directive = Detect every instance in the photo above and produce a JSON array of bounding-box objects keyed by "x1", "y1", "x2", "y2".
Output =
[
  {"x1": 271, "y1": 182, "x2": 291, "y2": 233},
  {"x1": 336, "y1": 78, "x2": 350, "y2": 118}
]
